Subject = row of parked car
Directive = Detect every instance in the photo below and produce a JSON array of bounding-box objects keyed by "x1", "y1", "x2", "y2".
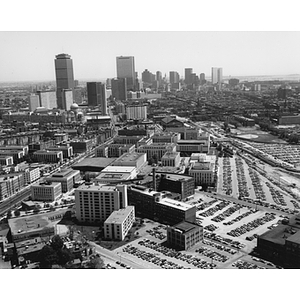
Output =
[
  {"x1": 232, "y1": 260, "x2": 265, "y2": 269},
  {"x1": 211, "y1": 204, "x2": 244, "y2": 223},
  {"x1": 265, "y1": 181, "x2": 287, "y2": 206},
  {"x1": 204, "y1": 224, "x2": 218, "y2": 232},
  {"x1": 202, "y1": 239, "x2": 237, "y2": 255},
  {"x1": 196, "y1": 199, "x2": 218, "y2": 211},
  {"x1": 146, "y1": 229, "x2": 166, "y2": 240},
  {"x1": 223, "y1": 209, "x2": 258, "y2": 226},
  {"x1": 222, "y1": 157, "x2": 233, "y2": 195},
  {"x1": 122, "y1": 245, "x2": 187, "y2": 269},
  {"x1": 235, "y1": 157, "x2": 250, "y2": 198},
  {"x1": 204, "y1": 231, "x2": 246, "y2": 249},
  {"x1": 199, "y1": 200, "x2": 231, "y2": 217},
  {"x1": 248, "y1": 167, "x2": 267, "y2": 201},
  {"x1": 196, "y1": 246, "x2": 229, "y2": 263},
  {"x1": 227, "y1": 212, "x2": 276, "y2": 237},
  {"x1": 138, "y1": 239, "x2": 217, "y2": 269}
]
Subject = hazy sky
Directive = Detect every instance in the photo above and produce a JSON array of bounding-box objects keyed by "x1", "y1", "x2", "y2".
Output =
[{"x1": 1, "y1": 31, "x2": 300, "y2": 82}]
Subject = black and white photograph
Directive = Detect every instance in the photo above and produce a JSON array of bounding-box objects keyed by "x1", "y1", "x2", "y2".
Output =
[{"x1": 0, "y1": 1, "x2": 299, "y2": 299}]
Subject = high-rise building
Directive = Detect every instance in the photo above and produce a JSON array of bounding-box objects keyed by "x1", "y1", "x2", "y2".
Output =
[
  {"x1": 169, "y1": 71, "x2": 180, "y2": 84},
  {"x1": 156, "y1": 71, "x2": 162, "y2": 84},
  {"x1": 37, "y1": 91, "x2": 57, "y2": 109},
  {"x1": 211, "y1": 67, "x2": 223, "y2": 84},
  {"x1": 116, "y1": 56, "x2": 136, "y2": 91},
  {"x1": 29, "y1": 94, "x2": 40, "y2": 111},
  {"x1": 111, "y1": 78, "x2": 127, "y2": 101},
  {"x1": 54, "y1": 53, "x2": 75, "y2": 109},
  {"x1": 142, "y1": 69, "x2": 153, "y2": 84},
  {"x1": 200, "y1": 73, "x2": 206, "y2": 85},
  {"x1": 62, "y1": 89, "x2": 74, "y2": 111},
  {"x1": 126, "y1": 104, "x2": 147, "y2": 120},
  {"x1": 87, "y1": 82, "x2": 107, "y2": 115},
  {"x1": 185, "y1": 68, "x2": 193, "y2": 84}
]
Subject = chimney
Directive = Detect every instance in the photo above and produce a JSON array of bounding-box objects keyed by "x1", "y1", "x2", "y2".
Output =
[{"x1": 152, "y1": 168, "x2": 156, "y2": 191}]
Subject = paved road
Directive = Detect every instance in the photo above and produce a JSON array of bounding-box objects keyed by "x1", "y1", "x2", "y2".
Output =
[{"x1": 88, "y1": 241, "x2": 147, "y2": 269}]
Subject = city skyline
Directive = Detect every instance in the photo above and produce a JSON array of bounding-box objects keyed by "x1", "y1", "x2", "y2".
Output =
[{"x1": 1, "y1": 31, "x2": 300, "y2": 82}]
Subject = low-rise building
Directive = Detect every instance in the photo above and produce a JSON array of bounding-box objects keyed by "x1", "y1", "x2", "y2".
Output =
[
  {"x1": 46, "y1": 145, "x2": 73, "y2": 159},
  {"x1": 0, "y1": 156, "x2": 14, "y2": 166},
  {"x1": 111, "y1": 152, "x2": 147, "y2": 171},
  {"x1": 95, "y1": 143, "x2": 135, "y2": 158},
  {"x1": 31, "y1": 181, "x2": 62, "y2": 202},
  {"x1": 152, "y1": 132, "x2": 181, "y2": 144},
  {"x1": 127, "y1": 185, "x2": 196, "y2": 225},
  {"x1": 137, "y1": 143, "x2": 176, "y2": 161},
  {"x1": 0, "y1": 150, "x2": 24, "y2": 164},
  {"x1": 94, "y1": 166, "x2": 137, "y2": 184},
  {"x1": 176, "y1": 139, "x2": 210, "y2": 155},
  {"x1": 0, "y1": 145, "x2": 29, "y2": 156},
  {"x1": 0, "y1": 173, "x2": 25, "y2": 201},
  {"x1": 33, "y1": 150, "x2": 63, "y2": 163},
  {"x1": 24, "y1": 167, "x2": 40, "y2": 184},
  {"x1": 70, "y1": 140, "x2": 93, "y2": 153},
  {"x1": 167, "y1": 221, "x2": 203, "y2": 250},
  {"x1": 158, "y1": 173, "x2": 194, "y2": 201},
  {"x1": 104, "y1": 206, "x2": 135, "y2": 241},
  {"x1": 161, "y1": 151, "x2": 181, "y2": 167},
  {"x1": 45, "y1": 169, "x2": 80, "y2": 192}
]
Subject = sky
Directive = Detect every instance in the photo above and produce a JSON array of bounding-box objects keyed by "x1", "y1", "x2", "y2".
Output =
[{"x1": 1, "y1": 31, "x2": 300, "y2": 82}]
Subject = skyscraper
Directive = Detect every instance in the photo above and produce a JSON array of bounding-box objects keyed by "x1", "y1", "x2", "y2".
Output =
[
  {"x1": 156, "y1": 71, "x2": 162, "y2": 84},
  {"x1": 87, "y1": 82, "x2": 107, "y2": 115},
  {"x1": 200, "y1": 73, "x2": 206, "y2": 85},
  {"x1": 211, "y1": 67, "x2": 223, "y2": 84},
  {"x1": 54, "y1": 53, "x2": 75, "y2": 109},
  {"x1": 169, "y1": 71, "x2": 180, "y2": 84},
  {"x1": 111, "y1": 78, "x2": 127, "y2": 101},
  {"x1": 185, "y1": 68, "x2": 193, "y2": 84},
  {"x1": 116, "y1": 56, "x2": 136, "y2": 91}
]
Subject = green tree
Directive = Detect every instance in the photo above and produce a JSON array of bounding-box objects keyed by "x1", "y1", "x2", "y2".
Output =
[
  {"x1": 6, "y1": 210, "x2": 12, "y2": 219},
  {"x1": 57, "y1": 248, "x2": 74, "y2": 266},
  {"x1": 51, "y1": 235, "x2": 64, "y2": 251},
  {"x1": 38, "y1": 245, "x2": 59, "y2": 269}
]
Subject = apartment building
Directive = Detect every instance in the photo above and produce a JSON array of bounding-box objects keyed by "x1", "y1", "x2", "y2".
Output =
[
  {"x1": 33, "y1": 150, "x2": 63, "y2": 163},
  {"x1": 31, "y1": 182, "x2": 62, "y2": 202}
]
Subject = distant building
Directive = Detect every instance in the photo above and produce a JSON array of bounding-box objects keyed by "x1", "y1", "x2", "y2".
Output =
[
  {"x1": 24, "y1": 167, "x2": 40, "y2": 184},
  {"x1": 112, "y1": 152, "x2": 147, "y2": 171},
  {"x1": 0, "y1": 156, "x2": 13, "y2": 166},
  {"x1": 279, "y1": 115, "x2": 300, "y2": 125},
  {"x1": 211, "y1": 67, "x2": 223, "y2": 84},
  {"x1": 29, "y1": 94, "x2": 40, "y2": 112},
  {"x1": 33, "y1": 150, "x2": 63, "y2": 163},
  {"x1": 169, "y1": 71, "x2": 180, "y2": 84},
  {"x1": 94, "y1": 166, "x2": 137, "y2": 184},
  {"x1": 87, "y1": 82, "x2": 107, "y2": 115},
  {"x1": 95, "y1": 143, "x2": 135, "y2": 158},
  {"x1": 176, "y1": 139, "x2": 210, "y2": 155},
  {"x1": 200, "y1": 73, "x2": 206, "y2": 85},
  {"x1": 111, "y1": 78, "x2": 127, "y2": 101},
  {"x1": 161, "y1": 151, "x2": 181, "y2": 167},
  {"x1": 229, "y1": 78, "x2": 239, "y2": 86},
  {"x1": 116, "y1": 56, "x2": 136, "y2": 91},
  {"x1": 152, "y1": 133, "x2": 181, "y2": 144},
  {"x1": 45, "y1": 169, "x2": 80, "y2": 193},
  {"x1": 104, "y1": 206, "x2": 135, "y2": 241},
  {"x1": 0, "y1": 173, "x2": 25, "y2": 201},
  {"x1": 126, "y1": 105, "x2": 147, "y2": 120},
  {"x1": 167, "y1": 221, "x2": 203, "y2": 250},
  {"x1": 75, "y1": 184, "x2": 128, "y2": 224},
  {"x1": 185, "y1": 68, "x2": 193, "y2": 84},
  {"x1": 31, "y1": 181, "x2": 62, "y2": 202},
  {"x1": 55, "y1": 53, "x2": 75, "y2": 109},
  {"x1": 37, "y1": 90, "x2": 57, "y2": 109},
  {"x1": 70, "y1": 140, "x2": 93, "y2": 153},
  {"x1": 46, "y1": 145, "x2": 73, "y2": 159},
  {"x1": 137, "y1": 143, "x2": 176, "y2": 161}
]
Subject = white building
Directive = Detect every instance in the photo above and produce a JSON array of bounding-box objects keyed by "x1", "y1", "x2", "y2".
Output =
[
  {"x1": 112, "y1": 152, "x2": 147, "y2": 171},
  {"x1": 104, "y1": 206, "x2": 135, "y2": 241},
  {"x1": 24, "y1": 167, "x2": 40, "y2": 184},
  {"x1": 94, "y1": 166, "x2": 137, "y2": 184},
  {"x1": 75, "y1": 184, "x2": 128, "y2": 224},
  {"x1": 31, "y1": 182, "x2": 62, "y2": 202},
  {"x1": 211, "y1": 67, "x2": 223, "y2": 84},
  {"x1": 161, "y1": 151, "x2": 181, "y2": 167},
  {"x1": 0, "y1": 156, "x2": 14, "y2": 166},
  {"x1": 126, "y1": 105, "x2": 147, "y2": 120}
]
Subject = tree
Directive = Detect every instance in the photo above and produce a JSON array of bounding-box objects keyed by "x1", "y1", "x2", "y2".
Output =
[
  {"x1": 14, "y1": 209, "x2": 21, "y2": 217},
  {"x1": 38, "y1": 245, "x2": 59, "y2": 269},
  {"x1": 6, "y1": 210, "x2": 12, "y2": 219},
  {"x1": 85, "y1": 257, "x2": 105, "y2": 269},
  {"x1": 57, "y1": 248, "x2": 74, "y2": 266},
  {"x1": 51, "y1": 235, "x2": 64, "y2": 251}
]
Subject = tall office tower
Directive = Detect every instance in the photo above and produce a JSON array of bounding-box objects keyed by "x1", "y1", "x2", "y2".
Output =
[
  {"x1": 169, "y1": 71, "x2": 180, "y2": 84},
  {"x1": 87, "y1": 82, "x2": 107, "y2": 115},
  {"x1": 211, "y1": 67, "x2": 223, "y2": 84},
  {"x1": 185, "y1": 68, "x2": 193, "y2": 84},
  {"x1": 106, "y1": 78, "x2": 112, "y2": 89},
  {"x1": 142, "y1": 69, "x2": 155, "y2": 84},
  {"x1": 111, "y1": 78, "x2": 127, "y2": 101},
  {"x1": 54, "y1": 53, "x2": 75, "y2": 109},
  {"x1": 37, "y1": 91, "x2": 57, "y2": 109},
  {"x1": 156, "y1": 71, "x2": 162, "y2": 84},
  {"x1": 62, "y1": 89, "x2": 74, "y2": 111},
  {"x1": 200, "y1": 73, "x2": 206, "y2": 85},
  {"x1": 29, "y1": 94, "x2": 40, "y2": 111},
  {"x1": 116, "y1": 56, "x2": 136, "y2": 91}
]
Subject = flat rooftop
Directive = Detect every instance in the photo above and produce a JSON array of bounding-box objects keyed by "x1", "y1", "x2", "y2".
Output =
[
  {"x1": 114, "y1": 152, "x2": 145, "y2": 162},
  {"x1": 8, "y1": 208, "x2": 68, "y2": 236},
  {"x1": 161, "y1": 173, "x2": 193, "y2": 181},
  {"x1": 104, "y1": 206, "x2": 134, "y2": 224},
  {"x1": 95, "y1": 172, "x2": 131, "y2": 181},
  {"x1": 76, "y1": 184, "x2": 122, "y2": 192},
  {"x1": 72, "y1": 157, "x2": 116, "y2": 169},
  {"x1": 102, "y1": 166, "x2": 136, "y2": 173},
  {"x1": 157, "y1": 198, "x2": 194, "y2": 211},
  {"x1": 172, "y1": 221, "x2": 201, "y2": 233},
  {"x1": 31, "y1": 181, "x2": 61, "y2": 188},
  {"x1": 34, "y1": 150, "x2": 62, "y2": 154},
  {"x1": 51, "y1": 168, "x2": 78, "y2": 178},
  {"x1": 162, "y1": 152, "x2": 180, "y2": 159},
  {"x1": 177, "y1": 140, "x2": 207, "y2": 144}
]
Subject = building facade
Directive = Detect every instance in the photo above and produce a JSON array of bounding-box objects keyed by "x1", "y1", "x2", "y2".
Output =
[
  {"x1": 116, "y1": 56, "x2": 136, "y2": 91},
  {"x1": 31, "y1": 182, "x2": 62, "y2": 202}
]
